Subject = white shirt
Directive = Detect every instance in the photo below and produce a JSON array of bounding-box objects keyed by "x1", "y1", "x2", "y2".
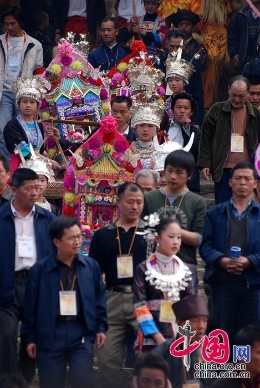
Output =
[
  {"x1": 3, "y1": 36, "x2": 24, "y2": 91},
  {"x1": 11, "y1": 200, "x2": 37, "y2": 271},
  {"x1": 118, "y1": 0, "x2": 145, "y2": 20},
  {"x1": 68, "y1": 0, "x2": 87, "y2": 17},
  {"x1": 123, "y1": 125, "x2": 129, "y2": 135},
  {"x1": 168, "y1": 122, "x2": 184, "y2": 145}
]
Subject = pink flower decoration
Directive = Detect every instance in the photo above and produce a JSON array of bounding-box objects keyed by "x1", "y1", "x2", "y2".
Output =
[
  {"x1": 122, "y1": 69, "x2": 128, "y2": 78},
  {"x1": 64, "y1": 175, "x2": 76, "y2": 189},
  {"x1": 89, "y1": 149, "x2": 99, "y2": 158},
  {"x1": 58, "y1": 41, "x2": 73, "y2": 56},
  {"x1": 47, "y1": 138, "x2": 56, "y2": 148},
  {"x1": 100, "y1": 88, "x2": 108, "y2": 100},
  {"x1": 157, "y1": 86, "x2": 165, "y2": 95},
  {"x1": 114, "y1": 140, "x2": 127, "y2": 153},
  {"x1": 87, "y1": 77, "x2": 96, "y2": 85},
  {"x1": 61, "y1": 56, "x2": 73, "y2": 66},
  {"x1": 66, "y1": 165, "x2": 74, "y2": 176},
  {"x1": 40, "y1": 99, "x2": 48, "y2": 109},
  {"x1": 99, "y1": 116, "x2": 118, "y2": 133},
  {"x1": 89, "y1": 139, "x2": 101, "y2": 149},
  {"x1": 110, "y1": 80, "x2": 117, "y2": 89},
  {"x1": 113, "y1": 73, "x2": 124, "y2": 81}
]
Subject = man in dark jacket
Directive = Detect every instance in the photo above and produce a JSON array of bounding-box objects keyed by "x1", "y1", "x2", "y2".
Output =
[
  {"x1": 198, "y1": 75, "x2": 260, "y2": 204},
  {"x1": 200, "y1": 161, "x2": 260, "y2": 355},
  {"x1": 22, "y1": 216, "x2": 107, "y2": 388},
  {"x1": 165, "y1": 92, "x2": 201, "y2": 193},
  {"x1": 51, "y1": 0, "x2": 106, "y2": 44},
  {"x1": 0, "y1": 168, "x2": 56, "y2": 378},
  {"x1": 0, "y1": 155, "x2": 13, "y2": 207},
  {"x1": 228, "y1": 2, "x2": 260, "y2": 73}
]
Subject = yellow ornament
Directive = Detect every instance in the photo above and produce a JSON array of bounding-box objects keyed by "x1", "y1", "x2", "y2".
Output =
[
  {"x1": 48, "y1": 148, "x2": 56, "y2": 159},
  {"x1": 64, "y1": 192, "x2": 74, "y2": 204},
  {"x1": 102, "y1": 102, "x2": 109, "y2": 112},
  {"x1": 71, "y1": 60, "x2": 83, "y2": 70},
  {"x1": 41, "y1": 112, "x2": 50, "y2": 120},
  {"x1": 50, "y1": 64, "x2": 61, "y2": 74},
  {"x1": 117, "y1": 62, "x2": 128, "y2": 72},
  {"x1": 158, "y1": 98, "x2": 164, "y2": 105}
]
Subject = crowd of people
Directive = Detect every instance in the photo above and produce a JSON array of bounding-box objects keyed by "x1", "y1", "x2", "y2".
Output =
[{"x1": 0, "y1": 1, "x2": 260, "y2": 388}]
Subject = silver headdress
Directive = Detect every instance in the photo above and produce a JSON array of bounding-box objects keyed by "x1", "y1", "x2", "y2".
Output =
[
  {"x1": 154, "y1": 133, "x2": 195, "y2": 172},
  {"x1": 19, "y1": 144, "x2": 55, "y2": 182},
  {"x1": 165, "y1": 41, "x2": 195, "y2": 84},
  {"x1": 127, "y1": 58, "x2": 164, "y2": 102},
  {"x1": 12, "y1": 77, "x2": 46, "y2": 106},
  {"x1": 130, "y1": 103, "x2": 165, "y2": 128}
]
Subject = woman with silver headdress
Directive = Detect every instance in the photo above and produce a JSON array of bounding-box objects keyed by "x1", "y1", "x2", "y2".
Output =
[
  {"x1": 3, "y1": 76, "x2": 60, "y2": 173},
  {"x1": 133, "y1": 216, "x2": 194, "y2": 351}
]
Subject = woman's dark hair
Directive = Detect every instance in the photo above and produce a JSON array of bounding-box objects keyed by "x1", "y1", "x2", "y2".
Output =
[
  {"x1": 49, "y1": 216, "x2": 81, "y2": 241},
  {"x1": 156, "y1": 217, "x2": 180, "y2": 236},
  {"x1": 164, "y1": 150, "x2": 195, "y2": 177},
  {"x1": 228, "y1": 75, "x2": 250, "y2": 91},
  {"x1": 1, "y1": 6, "x2": 23, "y2": 26},
  {"x1": 234, "y1": 326, "x2": 260, "y2": 348},
  {"x1": 134, "y1": 352, "x2": 169, "y2": 380},
  {"x1": 230, "y1": 161, "x2": 259, "y2": 180},
  {"x1": 171, "y1": 92, "x2": 197, "y2": 116},
  {"x1": 11, "y1": 168, "x2": 39, "y2": 189}
]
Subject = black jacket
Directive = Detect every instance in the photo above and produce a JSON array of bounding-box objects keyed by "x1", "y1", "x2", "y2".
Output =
[
  {"x1": 52, "y1": 0, "x2": 106, "y2": 35},
  {"x1": 165, "y1": 123, "x2": 201, "y2": 192}
]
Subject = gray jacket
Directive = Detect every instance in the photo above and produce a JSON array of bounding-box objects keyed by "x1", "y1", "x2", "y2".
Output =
[{"x1": 0, "y1": 32, "x2": 43, "y2": 99}]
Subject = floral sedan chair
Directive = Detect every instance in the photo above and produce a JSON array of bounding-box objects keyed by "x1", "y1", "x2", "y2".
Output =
[
  {"x1": 63, "y1": 115, "x2": 142, "y2": 255},
  {"x1": 40, "y1": 36, "x2": 110, "y2": 161}
]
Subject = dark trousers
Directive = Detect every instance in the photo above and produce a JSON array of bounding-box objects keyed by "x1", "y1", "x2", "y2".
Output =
[
  {"x1": 37, "y1": 319, "x2": 94, "y2": 388},
  {"x1": 214, "y1": 168, "x2": 232, "y2": 205},
  {"x1": 0, "y1": 278, "x2": 35, "y2": 380},
  {"x1": 212, "y1": 280, "x2": 260, "y2": 356}
]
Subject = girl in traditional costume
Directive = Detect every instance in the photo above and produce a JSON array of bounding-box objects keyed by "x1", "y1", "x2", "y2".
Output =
[
  {"x1": 133, "y1": 216, "x2": 193, "y2": 351},
  {"x1": 4, "y1": 76, "x2": 60, "y2": 173}
]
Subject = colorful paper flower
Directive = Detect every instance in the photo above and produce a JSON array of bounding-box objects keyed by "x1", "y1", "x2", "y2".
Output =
[
  {"x1": 48, "y1": 148, "x2": 56, "y2": 159},
  {"x1": 114, "y1": 140, "x2": 127, "y2": 153},
  {"x1": 66, "y1": 165, "x2": 74, "y2": 176},
  {"x1": 101, "y1": 102, "x2": 110, "y2": 112},
  {"x1": 40, "y1": 99, "x2": 48, "y2": 109},
  {"x1": 96, "y1": 78, "x2": 102, "y2": 86},
  {"x1": 103, "y1": 132, "x2": 114, "y2": 144},
  {"x1": 117, "y1": 62, "x2": 128, "y2": 72},
  {"x1": 58, "y1": 41, "x2": 73, "y2": 56},
  {"x1": 41, "y1": 112, "x2": 50, "y2": 120},
  {"x1": 64, "y1": 192, "x2": 74, "y2": 204},
  {"x1": 130, "y1": 40, "x2": 147, "y2": 55},
  {"x1": 64, "y1": 176, "x2": 75, "y2": 189},
  {"x1": 157, "y1": 86, "x2": 165, "y2": 95},
  {"x1": 99, "y1": 116, "x2": 118, "y2": 133},
  {"x1": 100, "y1": 88, "x2": 108, "y2": 100},
  {"x1": 63, "y1": 205, "x2": 74, "y2": 216},
  {"x1": 50, "y1": 63, "x2": 62, "y2": 74},
  {"x1": 71, "y1": 60, "x2": 83, "y2": 70},
  {"x1": 61, "y1": 56, "x2": 72, "y2": 66},
  {"x1": 89, "y1": 138, "x2": 101, "y2": 149}
]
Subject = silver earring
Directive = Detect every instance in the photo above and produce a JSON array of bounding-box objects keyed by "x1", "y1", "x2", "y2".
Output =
[{"x1": 157, "y1": 243, "x2": 160, "y2": 247}]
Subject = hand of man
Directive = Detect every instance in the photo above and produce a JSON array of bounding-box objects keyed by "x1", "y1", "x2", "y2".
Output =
[
  {"x1": 180, "y1": 115, "x2": 191, "y2": 129},
  {"x1": 48, "y1": 127, "x2": 61, "y2": 142},
  {"x1": 220, "y1": 257, "x2": 243, "y2": 275},
  {"x1": 26, "y1": 343, "x2": 37, "y2": 359},
  {"x1": 233, "y1": 54, "x2": 240, "y2": 68},
  {"x1": 130, "y1": 16, "x2": 139, "y2": 26},
  {"x1": 131, "y1": 25, "x2": 145, "y2": 35},
  {"x1": 202, "y1": 168, "x2": 211, "y2": 181},
  {"x1": 102, "y1": 273, "x2": 106, "y2": 287},
  {"x1": 237, "y1": 256, "x2": 251, "y2": 270},
  {"x1": 49, "y1": 159, "x2": 62, "y2": 172},
  {"x1": 96, "y1": 333, "x2": 106, "y2": 350}
]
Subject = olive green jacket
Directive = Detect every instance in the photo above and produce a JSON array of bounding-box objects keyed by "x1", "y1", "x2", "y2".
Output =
[{"x1": 197, "y1": 100, "x2": 260, "y2": 182}]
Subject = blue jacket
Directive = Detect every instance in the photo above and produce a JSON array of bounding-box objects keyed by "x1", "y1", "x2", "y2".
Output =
[
  {"x1": 200, "y1": 199, "x2": 260, "y2": 284},
  {"x1": 0, "y1": 203, "x2": 56, "y2": 308},
  {"x1": 88, "y1": 43, "x2": 129, "y2": 72},
  {"x1": 21, "y1": 253, "x2": 107, "y2": 349},
  {"x1": 228, "y1": 6, "x2": 252, "y2": 70}
]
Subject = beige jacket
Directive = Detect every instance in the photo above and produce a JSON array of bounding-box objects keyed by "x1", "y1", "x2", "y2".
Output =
[{"x1": 0, "y1": 32, "x2": 43, "y2": 99}]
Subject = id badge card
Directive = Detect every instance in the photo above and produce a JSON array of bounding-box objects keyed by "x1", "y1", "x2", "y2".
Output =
[
  {"x1": 182, "y1": 381, "x2": 200, "y2": 388},
  {"x1": 159, "y1": 300, "x2": 175, "y2": 323},
  {"x1": 9, "y1": 56, "x2": 20, "y2": 71},
  {"x1": 17, "y1": 236, "x2": 34, "y2": 258},
  {"x1": 117, "y1": 255, "x2": 133, "y2": 278},
  {"x1": 231, "y1": 134, "x2": 244, "y2": 152},
  {"x1": 59, "y1": 291, "x2": 77, "y2": 315}
]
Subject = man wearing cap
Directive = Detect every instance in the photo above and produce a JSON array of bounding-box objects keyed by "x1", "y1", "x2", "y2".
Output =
[
  {"x1": 168, "y1": 9, "x2": 208, "y2": 73},
  {"x1": 154, "y1": 293, "x2": 210, "y2": 387}
]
